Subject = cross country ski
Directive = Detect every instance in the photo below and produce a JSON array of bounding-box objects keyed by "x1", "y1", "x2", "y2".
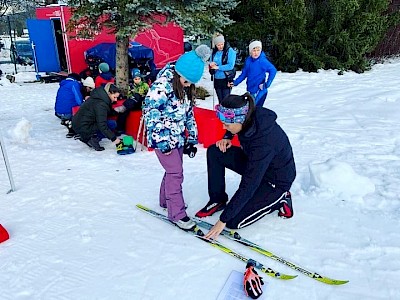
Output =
[
  {"x1": 194, "y1": 217, "x2": 349, "y2": 285},
  {"x1": 136, "y1": 204, "x2": 297, "y2": 280}
]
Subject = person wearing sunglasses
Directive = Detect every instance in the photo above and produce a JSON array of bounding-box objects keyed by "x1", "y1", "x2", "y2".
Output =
[
  {"x1": 142, "y1": 44, "x2": 211, "y2": 230},
  {"x1": 229, "y1": 40, "x2": 277, "y2": 107},
  {"x1": 195, "y1": 93, "x2": 296, "y2": 240}
]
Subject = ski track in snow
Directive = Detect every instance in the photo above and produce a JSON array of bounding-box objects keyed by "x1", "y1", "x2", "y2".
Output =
[{"x1": 1, "y1": 61, "x2": 400, "y2": 299}]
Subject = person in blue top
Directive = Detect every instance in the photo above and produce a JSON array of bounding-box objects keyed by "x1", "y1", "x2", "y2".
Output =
[
  {"x1": 209, "y1": 34, "x2": 237, "y2": 103},
  {"x1": 54, "y1": 73, "x2": 84, "y2": 138},
  {"x1": 230, "y1": 40, "x2": 277, "y2": 107}
]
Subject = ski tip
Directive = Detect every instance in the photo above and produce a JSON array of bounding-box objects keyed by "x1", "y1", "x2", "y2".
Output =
[
  {"x1": 318, "y1": 278, "x2": 349, "y2": 285},
  {"x1": 278, "y1": 274, "x2": 298, "y2": 280}
]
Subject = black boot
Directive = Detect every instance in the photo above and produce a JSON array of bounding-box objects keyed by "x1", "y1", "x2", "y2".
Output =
[
  {"x1": 66, "y1": 127, "x2": 77, "y2": 138},
  {"x1": 278, "y1": 192, "x2": 293, "y2": 218},
  {"x1": 86, "y1": 136, "x2": 105, "y2": 151},
  {"x1": 195, "y1": 200, "x2": 227, "y2": 218}
]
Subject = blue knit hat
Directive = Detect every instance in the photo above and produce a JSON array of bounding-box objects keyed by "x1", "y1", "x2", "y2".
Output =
[
  {"x1": 175, "y1": 44, "x2": 211, "y2": 84},
  {"x1": 131, "y1": 68, "x2": 141, "y2": 78}
]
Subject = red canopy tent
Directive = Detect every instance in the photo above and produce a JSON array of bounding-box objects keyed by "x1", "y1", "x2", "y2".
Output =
[{"x1": 29, "y1": 5, "x2": 184, "y2": 73}]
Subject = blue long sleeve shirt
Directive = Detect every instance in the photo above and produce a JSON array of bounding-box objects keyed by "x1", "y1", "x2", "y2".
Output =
[
  {"x1": 211, "y1": 48, "x2": 237, "y2": 80},
  {"x1": 233, "y1": 52, "x2": 277, "y2": 94}
]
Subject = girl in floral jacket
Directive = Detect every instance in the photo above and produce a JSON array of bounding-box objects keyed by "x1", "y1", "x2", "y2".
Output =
[{"x1": 143, "y1": 45, "x2": 211, "y2": 230}]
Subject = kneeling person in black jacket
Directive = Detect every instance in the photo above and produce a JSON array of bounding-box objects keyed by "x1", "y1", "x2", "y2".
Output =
[
  {"x1": 196, "y1": 93, "x2": 296, "y2": 240},
  {"x1": 72, "y1": 83, "x2": 121, "y2": 151}
]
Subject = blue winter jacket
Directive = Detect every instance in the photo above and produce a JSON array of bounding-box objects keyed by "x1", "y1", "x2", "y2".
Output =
[
  {"x1": 211, "y1": 47, "x2": 237, "y2": 80},
  {"x1": 220, "y1": 107, "x2": 296, "y2": 223},
  {"x1": 143, "y1": 64, "x2": 198, "y2": 153},
  {"x1": 233, "y1": 52, "x2": 277, "y2": 94},
  {"x1": 54, "y1": 78, "x2": 83, "y2": 115}
]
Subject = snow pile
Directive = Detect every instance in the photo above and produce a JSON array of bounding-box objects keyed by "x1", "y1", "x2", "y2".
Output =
[
  {"x1": 11, "y1": 118, "x2": 32, "y2": 143},
  {"x1": 0, "y1": 75, "x2": 13, "y2": 87},
  {"x1": 308, "y1": 158, "x2": 375, "y2": 201},
  {"x1": 13, "y1": 71, "x2": 37, "y2": 83}
]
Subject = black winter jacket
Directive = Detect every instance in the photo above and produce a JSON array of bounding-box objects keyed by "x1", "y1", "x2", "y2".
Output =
[
  {"x1": 72, "y1": 87, "x2": 117, "y2": 142},
  {"x1": 220, "y1": 107, "x2": 296, "y2": 223}
]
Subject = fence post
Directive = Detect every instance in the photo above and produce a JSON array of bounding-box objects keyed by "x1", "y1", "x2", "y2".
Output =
[{"x1": 0, "y1": 131, "x2": 16, "y2": 194}]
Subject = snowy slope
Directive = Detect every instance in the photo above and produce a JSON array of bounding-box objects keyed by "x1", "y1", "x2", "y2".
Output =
[{"x1": 0, "y1": 60, "x2": 399, "y2": 300}]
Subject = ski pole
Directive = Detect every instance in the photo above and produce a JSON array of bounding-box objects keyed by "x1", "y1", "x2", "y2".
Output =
[
  {"x1": 0, "y1": 130, "x2": 16, "y2": 193},
  {"x1": 135, "y1": 115, "x2": 143, "y2": 152},
  {"x1": 141, "y1": 120, "x2": 146, "y2": 151}
]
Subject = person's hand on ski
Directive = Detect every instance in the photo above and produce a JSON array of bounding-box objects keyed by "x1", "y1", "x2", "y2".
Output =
[
  {"x1": 204, "y1": 220, "x2": 226, "y2": 240},
  {"x1": 216, "y1": 139, "x2": 232, "y2": 153}
]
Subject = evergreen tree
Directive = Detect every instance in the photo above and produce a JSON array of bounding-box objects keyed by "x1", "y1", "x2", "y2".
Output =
[
  {"x1": 225, "y1": 0, "x2": 309, "y2": 72},
  {"x1": 306, "y1": 0, "x2": 397, "y2": 72},
  {"x1": 66, "y1": 0, "x2": 238, "y2": 93},
  {"x1": 226, "y1": 0, "x2": 400, "y2": 73}
]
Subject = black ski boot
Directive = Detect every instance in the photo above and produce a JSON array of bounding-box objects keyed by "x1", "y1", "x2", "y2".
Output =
[
  {"x1": 86, "y1": 136, "x2": 105, "y2": 151},
  {"x1": 195, "y1": 200, "x2": 227, "y2": 218},
  {"x1": 66, "y1": 127, "x2": 77, "y2": 138},
  {"x1": 278, "y1": 191, "x2": 293, "y2": 218}
]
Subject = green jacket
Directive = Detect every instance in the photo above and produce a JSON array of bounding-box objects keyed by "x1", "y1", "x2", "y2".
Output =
[{"x1": 128, "y1": 81, "x2": 149, "y2": 98}]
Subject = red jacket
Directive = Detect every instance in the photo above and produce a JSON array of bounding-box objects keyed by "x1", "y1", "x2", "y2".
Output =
[{"x1": 95, "y1": 73, "x2": 115, "y2": 88}]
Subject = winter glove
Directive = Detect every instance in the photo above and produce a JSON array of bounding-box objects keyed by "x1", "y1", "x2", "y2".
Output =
[
  {"x1": 209, "y1": 65, "x2": 216, "y2": 76},
  {"x1": 243, "y1": 260, "x2": 264, "y2": 299},
  {"x1": 116, "y1": 140, "x2": 134, "y2": 155},
  {"x1": 183, "y1": 142, "x2": 197, "y2": 158}
]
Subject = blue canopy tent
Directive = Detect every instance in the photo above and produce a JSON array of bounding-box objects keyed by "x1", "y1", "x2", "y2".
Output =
[
  {"x1": 84, "y1": 41, "x2": 157, "y2": 81},
  {"x1": 85, "y1": 41, "x2": 154, "y2": 69}
]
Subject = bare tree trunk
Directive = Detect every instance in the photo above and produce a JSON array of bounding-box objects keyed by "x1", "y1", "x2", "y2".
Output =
[{"x1": 115, "y1": 35, "x2": 129, "y2": 95}]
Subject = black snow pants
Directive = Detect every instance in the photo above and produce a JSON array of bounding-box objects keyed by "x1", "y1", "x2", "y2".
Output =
[{"x1": 207, "y1": 144, "x2": 287, "y2": 229}]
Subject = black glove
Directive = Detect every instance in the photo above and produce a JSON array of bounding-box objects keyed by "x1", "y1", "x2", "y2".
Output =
[
  {"x1": 243, "y1": 260, "x2": 264, "y2": 299},
  {"x1": 183, "y1": 143, "x2": 197, "y2": 158}
]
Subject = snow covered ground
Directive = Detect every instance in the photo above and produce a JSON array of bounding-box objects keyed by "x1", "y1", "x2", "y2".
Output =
[{"x1": 0, "y1": 59, "x2": 400, "y2": 300}]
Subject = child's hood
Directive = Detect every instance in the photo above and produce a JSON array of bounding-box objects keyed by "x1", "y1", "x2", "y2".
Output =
[{"x1": 156, "y1": 63, "x2": 174, "y2": 81}]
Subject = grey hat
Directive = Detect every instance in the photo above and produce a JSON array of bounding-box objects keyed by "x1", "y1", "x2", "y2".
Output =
[{"x1": 213, "y1": 35, "x2": 225, "y2": 46}]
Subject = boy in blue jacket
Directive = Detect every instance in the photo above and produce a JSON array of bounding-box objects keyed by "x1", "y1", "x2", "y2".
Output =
[
  {"x1": 54, "y1": 73, "x2": 84, "y2": 138},
  {"x1": 230, "y1": 40, "x2": 277, "y2": 107}
]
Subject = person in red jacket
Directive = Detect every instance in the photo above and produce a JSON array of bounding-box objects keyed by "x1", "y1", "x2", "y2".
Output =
[{"x1": 95, "y1": 62, "x2": 115, "y2": 88}]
